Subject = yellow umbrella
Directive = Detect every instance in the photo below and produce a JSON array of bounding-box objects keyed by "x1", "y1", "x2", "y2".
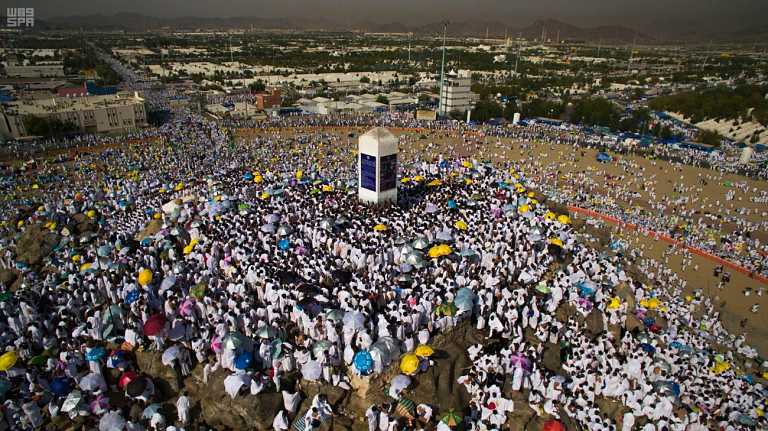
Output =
[
  {"x1": 557, "y1": 214, "x2": 571, "y2": 225},
  {"x1": 79, "y1": 262, "x2": 92, "y2": 272},
  {"x1": 414, "y1": 345, "x2": 434, "y2": 358},
  {"x1": 518, "y1": 204, "x2": 530, "y2": 214},
  {"x1": 427, "y1": 179, "x2": 442, "y2": 187},
  {"x1": 413, "y1": 175, "x2": 425, "y2": 182},
  {"x1": 639, "y1": 298, "x2": 661, "y2": 310},
  {"x1": 428, "y1": 244, "x2": 453, "y2": 258},
  {"x1": 260, "y1": 192, "x2": 271, "y2": 200},
  {"x1": 138, "y1": 269, "x2": 153, "y2": 286},
  {"x1": 0, "y1": 351, "x2": 17, "y2": 371},
  {"x1": 71, "y1": 254, "x2": 82, "y2": 263},
  {"x1": 373, "y1": 224, "x2": 388, "y2": 232},
  {"x1": 153, "y1": 212, "x2": 161, "y2": 220},
  {"x1": 549, "y1": 238, "x2": 563, "y2": 247},
  {"x1": 86, "y1": 210, "x2": 97, "y2": 218},
  {"x1": 454, "y1": 220, "x2": 468, "y2": 231},
  {"x1": 400, "y1": 177, "x2": 411, "y2": 184},
  {"x1": 461, "y1": 160, "x2": 473, "y2": 168},
  {"x1": 254, "y1": 174, "x2": 263, "y2": 183},
  {"x1": 322, "y1": 185, "x2": 334, "y2": 192},
  {"x1": 607, "y1": 297, "x2": 621, "y2": 310},
  {"x1": 295, "y1": 170, "x2": 304, "y2": 180},
  {"x1": 711, "y1": 361, "x2": 730, "y2": 375},
  {"x1": 464, "y1": 178, "x2": 473, "y2": 185},
  {"x1": 527, "y1": 191, "x2": 535, "y2": 198},
  {"x1": 684, "y1": 295, "x2": 693, "y2": 302},
  {"x1": 529, "y1": 198, "x2": 539, "y2": 205},
  {"x1": 174, "y1": 182, "x2": 184, "y2": 192},
  {"x1": 183, "y1": 239, "x2": 198, "y2": 255},
  {"x1": 400, "y1": 353, "x2": 420, "y2": 375},
  {"x1": 544, "y1": 211, "x2": 556, "y2": 221}
]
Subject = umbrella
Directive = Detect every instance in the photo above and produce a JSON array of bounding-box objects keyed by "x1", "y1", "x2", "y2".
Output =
[
  {"x1": 436, "y1": 230, "x2": 453, "y2": 242},
  {"x1": 223, "y1": 332, "x2": 247, "y2": 350},
  {"x1": 400, "y1": 353, "x2": 420, "y2": 375},
  {"x1": 441, "y1": 410, "x2": 462, "y2": 427},
  {"x1": 142, "y1": 403, "x2": 162, "y2": 420},
  {"x1": 161, "y1": 346, "x2": 181, "y2": 366},
  {"x1": 61, "y1": 390, "x2": 83, "y2": 413},
  {"x1": 126, "y1": 377, "x2": 147, "y2": 397},
  {"x1": 353, "y1": 350, "x2": 374, "y2": 375},
  {"x1": 312, "y1": 340, "x2": 333, "y2": 358},
  {"x1": 543, "y1": 419, "x2": 566, "y2": 431},
  {"x1": 90, "y1": 393, "x2": 109, "y2": 414},
  {"x1": 256, "y1": 326, "x2": 278, "y2": 339},
  {"x1": 319, "y1": 218, "x2": 335, "y2": 232},
  {"x1": 510, "y1": 353, "x2": 531, "y2": 371},
  {"x1": 425, "y1": 203, "x2": 439, "y2": 214},
  {"x1": 331, "y1": 269, "x2": 352, "y2": 285},
  {"x1": 79, "y1": 372, "x2": 105, "y2": 392},
  {"x1": 395, "y1": 398, "x2": 416, "y2": 418},
  {"x1": 99, "y1": 411, "x2": 126, "y2": 431},
  {"x1": 50, "y1": 377, "x2": 72, "y2": 396},
  {"x1": 639, "y1": 343, "x2": 656, "y2": 355},
  {"x1": 277, "y1": 224, "x2": 294, "y2": 236},
  {"x1": 190, "y1": 283, "x2": 206, "y2": 299},
  {"x1": 278, "y1": 239, "x2": 290, "y2": 251},
  {"x1": 160, "y1": 275, "x2": 177, "y2": 293},
  {"x1": 125, "y1": 289, "x2": 140, "y2": 304},
  {"x1": 137, "y1": 269, "x2": 153, "y2": 286},
  {"x1": 301, "y1": 360, "x2": 322, "y2": 381},
  {"x1": 535, "y1": 282, "x2": 552, "y2": 295},
  {"x1": 0, "y1": 351, "x2": 18, "y2": 371},
  {"x1": 265, "y1": 213, "x2": 281, "y2": 224},
  {"x1": 234, "y1": 351, "x2": 254, "y2": 370},
  {"x1": 119, "y1": 371, "x2": 137, "y2": 389},
  {"x1": 325, "y1": 309, "x2": 344, "y2": 323},
  {"x1": 143, "y1": 314, "x2": 166, "y2": 337},
  {"x1": 412, "y1": 238, "x2": 429, "y2": 250},
  {"x1": 428, "y1": 244, "x2": 453, "y2": 258},
  {"x1": 414, "y1": 345, "x2": 434, "y2": 358},
  {"x1": 261, "y1": 223, "x2": 277, "y2": 233},
  {"x1": 343, "y1": 311, "x2": 366, "y2": 330},
  {"x1": 390, "y1": 374, "x2": 411, "y2": 393}
]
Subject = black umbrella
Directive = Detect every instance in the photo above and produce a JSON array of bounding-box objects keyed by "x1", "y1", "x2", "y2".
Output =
[
  {"x1": 276, "y1": 270, "x2": 301, "y2": 284},
  {"x1": 331, "y1": 269, "x2": 352, "y2": 285},
  {"x1": 126, "y1": 377, "x2": 147, "y2": 397}
]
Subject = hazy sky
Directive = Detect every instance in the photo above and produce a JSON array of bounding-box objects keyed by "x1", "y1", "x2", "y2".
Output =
[{"x1": 16, "y1": 0, "x2": 768, "y2": 32}]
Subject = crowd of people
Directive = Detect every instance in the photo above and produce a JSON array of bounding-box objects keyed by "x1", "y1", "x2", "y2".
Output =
[{"x1": 0, "y1": 112, "x2": 766, "y2": 430}]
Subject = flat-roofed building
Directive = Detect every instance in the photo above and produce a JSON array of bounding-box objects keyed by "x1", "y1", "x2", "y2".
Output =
[
  {"x1": 0, "y1": 92, "x2": 147, "y2": 139},
  {"x1": 438, "y1": 71, "x2": 476, "y2": 117}
]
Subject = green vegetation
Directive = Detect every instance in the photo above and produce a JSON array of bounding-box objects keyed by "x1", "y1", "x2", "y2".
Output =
[
  {"x1": 375, "y1": 95, "x2": 389, "y2": 105},
  {"x1": 649, "y1": 85, "x2": 768, "y2": 126},
  {"x1": 696, "y1": 130, "x2": 724, "y2": 147},
  {"x1": 23, "y1": 116, "x2": 79, "y2": 137},
  {"x1": 570, "y1": 97, "x2": 621, "y2": 129},
  {"x1": 64, "y1": 51, "x2": 121, "y2": 86}
]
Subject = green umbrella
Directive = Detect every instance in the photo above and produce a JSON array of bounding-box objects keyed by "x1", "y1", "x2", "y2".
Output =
[
  {"x1": 190, "y1": 284, "x2": 206, "y2": 299},
  {"x1": 0, "y1": 292, "x2": 12, "y2": 302},
  {"x1": 441, "y1": 410, "x2": 462, "y2": 427}
]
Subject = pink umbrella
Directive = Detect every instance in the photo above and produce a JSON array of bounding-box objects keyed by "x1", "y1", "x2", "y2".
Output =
[
  {"x1": 577, "y1": 297, "x2": 593, "y2": 311},
  {"x1": 295, "y1": 245, "x2": 306, "y2": 255},
  {"x1": 492, "y1": 207, "x2": 502, "y2": 218},
  {"x1": 211, "y1": 336, "x2": 222, "y2": 353},
  {"x1": 179, "y1": 299, "x2": 195, "y2": 316},
  {"x1": 89, "y1": 394, "x2": 109, "y2": 414},
  {"x1": 509, "y1": 353, "x2": 532, "y2": 372}
]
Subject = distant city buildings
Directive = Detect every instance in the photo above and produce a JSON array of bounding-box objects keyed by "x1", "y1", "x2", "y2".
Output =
[
  {"x1": 3, "y1": 54, "x2": 65, "y2": 78},
  {"x1": 0, "y1": 92, "x2": 147, "y2": 139}
]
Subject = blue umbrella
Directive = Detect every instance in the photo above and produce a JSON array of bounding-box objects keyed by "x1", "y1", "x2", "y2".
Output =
[
  {"x1": 125, "y1": 289, "x2": 140, "y2": 304},
  {"x1": 85, "y1": 346, "x2": 106, "y2": 362},
  {"x1": 278, "y1": 239, "x2": 290, "y2": 251},
  {"x1": 639, "y1": 343, "x2": 656, "y2": 355},
  {"x1": 243, "y1": 172, "x2": 254, "y2": 181},
  {"x1": 353, "y1": 350, "x2": 374, "y2": 375},
  {"x1": 50, "y1": 377, "x2": 72, "y2": 396},
  {"x1": 234, "y1": 351, "x2": 254, "y2": 370},
  {"x1": 447, "y1": 199, "x2": 458, "y2": 209}
]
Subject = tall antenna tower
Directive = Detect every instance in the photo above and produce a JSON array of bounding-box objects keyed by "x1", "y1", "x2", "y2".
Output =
[
  {"x1": 229, "y1": 35, "x2": 234, "y2": 63},
  {"x1": 439, "y1": 22, "x2": 448, "y2": 115},
  {"x1": 627, "y1": 34, "x2": 637, "y2": 73}
]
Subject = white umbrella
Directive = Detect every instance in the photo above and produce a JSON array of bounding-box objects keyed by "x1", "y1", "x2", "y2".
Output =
[
  {"x1": 159, "y1": 275, "x2": 176, "y2": 294},
  {"x1": 390, "y1": 374, "x2": 411, "y2": 393},
  {"x1": 99, "y1": 410, "x2": 126, "y2": 431},
  {"x1": 61, "y1": 390, "x2": 83, "y2": 413},
  {"x1": 301, "y1": 360, "x2": 322, "y2": 381},
  {"x1": 161, "y1": 345, "x2": 181, "y2": 366},
  {"x1": 342, "y1": 311, "x2": 365, "y2": 331},
  {"x1": 224, "y1": 373, "x2": 251, "y2": 399},
  {"x1": 79, "y1": 372, "x2": 105, "y2": 392}
]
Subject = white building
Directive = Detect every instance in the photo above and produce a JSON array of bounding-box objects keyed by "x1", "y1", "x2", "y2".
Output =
[
  {"x1": 438, "y1": 71, "x2": 476, "y2": 117},
  {"x1": 358, "y1": 127, "x2": 398, "y2": 205}
]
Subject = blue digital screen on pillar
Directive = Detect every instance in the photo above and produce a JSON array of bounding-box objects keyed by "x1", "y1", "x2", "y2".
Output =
[
  {"x1": 360, "y1": 153, "x2": 377, "y2": 191},
  {"x1": 380, "y1": 154, "x2": 397, "y2": 191}
]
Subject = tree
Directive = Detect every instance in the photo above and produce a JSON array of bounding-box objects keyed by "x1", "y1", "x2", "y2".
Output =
[
  {"x1": 697, "y1": 130, "x2": 723, "y2": 147},
  {"x1": 248, "y1": 79, "x2": 266, "y2": 92},
  {"x1": 359, "y1": 76, "x2": 371, "y2": 84},
  {"x1": 472, "y1": 100, "x2": 503, "y2": 122},
  {"x1": 375, "y1": 95, "x2": 389, "y2": 105}
]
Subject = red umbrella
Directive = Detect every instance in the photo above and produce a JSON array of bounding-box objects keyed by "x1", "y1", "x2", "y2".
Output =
[
  {"x1": 143, "y1": 314, "x2": 166, "y2": 336},
  {"x1": 542, "y1": 419, "x2": 565, "y2": 431},
  {"x1": 119, "y1": 371, "x2": 137, "y2": 389}
]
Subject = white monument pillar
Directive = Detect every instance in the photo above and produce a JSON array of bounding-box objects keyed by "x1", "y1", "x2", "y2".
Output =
[{"x1": 358, "y1": 127, "x2": 398, "y2": 205}]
